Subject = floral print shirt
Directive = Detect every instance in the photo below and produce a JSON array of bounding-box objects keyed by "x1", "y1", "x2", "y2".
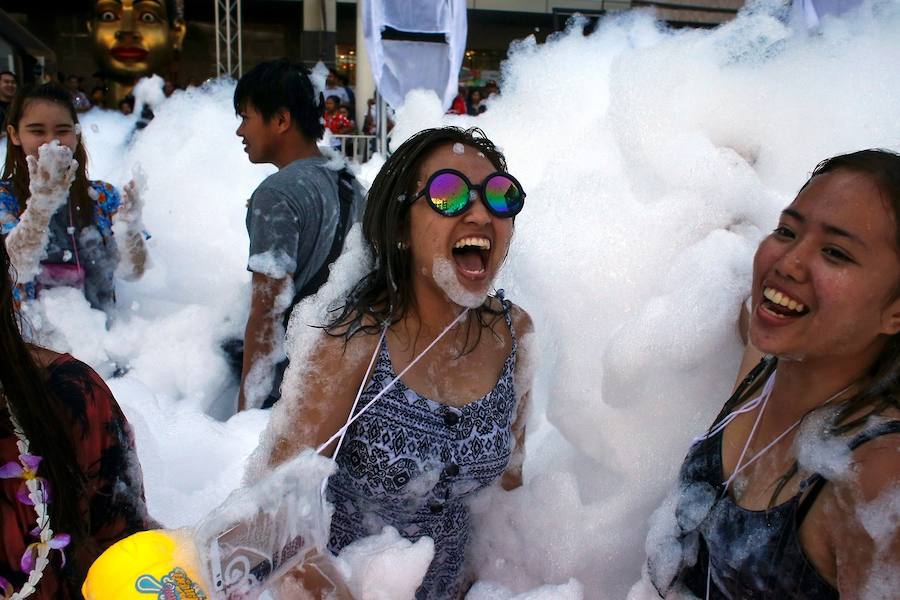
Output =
[{"x1": 0, "y1": 354, "x2": 152, "y2": 598}]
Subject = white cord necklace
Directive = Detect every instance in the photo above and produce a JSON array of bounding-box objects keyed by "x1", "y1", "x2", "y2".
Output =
[
  {"x1": 318, "y1": 308, "x2": 470, "y2": 456},
  {"x1": 723, "y1": 373, "x2": 850, "y2": 495},
  {"x1": 703, "y1": 371, "x2": 850, "y2": 600}
]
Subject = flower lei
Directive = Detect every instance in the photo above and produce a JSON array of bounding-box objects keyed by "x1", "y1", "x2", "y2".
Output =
[{"x1": 0, "y1": 409, "x2": 69, "y2": 599}]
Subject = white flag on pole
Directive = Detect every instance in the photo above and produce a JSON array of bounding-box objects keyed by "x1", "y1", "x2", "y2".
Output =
[{"x1": 362, "y1": 0, "x2": 467, "y2": 111}]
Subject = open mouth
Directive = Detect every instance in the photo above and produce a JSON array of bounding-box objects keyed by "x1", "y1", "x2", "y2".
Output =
[
  {"x1": 451, "y1": 236, "x2": 491, "y2": 279},
  {"x1": 111, "y1": 47, "x2": 149, "y2": 61},
  {"x1": 759, "y1": 286, "x2": 809, "y2": 319}
]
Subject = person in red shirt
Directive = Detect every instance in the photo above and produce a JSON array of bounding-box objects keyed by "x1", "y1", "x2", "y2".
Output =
[
  {"x1": 0, "y1": 239, "x2": 153, "y2": 598},
  {"x1": 448, "y1": 85, "x2": 467, "y2": 115},
  {"x1": 323, "y1": 95, "x2": 354, "y2": 135}
]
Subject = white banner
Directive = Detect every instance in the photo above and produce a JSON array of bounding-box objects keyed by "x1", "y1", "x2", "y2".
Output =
[
  {"x1": 790, "y1": 0, "x2": 865, "y2": 30},
  {"x1": 362, "y1": 0, "x2": 468, "y2": 111}
]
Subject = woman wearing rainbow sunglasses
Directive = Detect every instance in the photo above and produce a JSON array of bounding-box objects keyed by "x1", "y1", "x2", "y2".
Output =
[{"x1": 259, "y1": 126, "x2": 533, "y2": 599}]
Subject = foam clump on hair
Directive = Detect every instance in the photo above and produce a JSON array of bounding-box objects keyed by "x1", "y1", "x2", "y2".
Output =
[
  {"x1": 132, "y1": 74, "x2": 166, "y2": 116},
  {"x1": 310, "y1": 62, "x2": 329, "y2": 104}
]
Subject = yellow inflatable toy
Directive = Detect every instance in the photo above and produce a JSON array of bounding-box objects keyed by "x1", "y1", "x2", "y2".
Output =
[{"x1": 82, "y1": 529, "x2": 209, "y2": 600}]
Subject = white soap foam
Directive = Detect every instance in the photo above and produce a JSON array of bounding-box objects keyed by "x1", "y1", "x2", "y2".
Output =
[{"x1": 5, "y1": 1, "x2": 899, "y2": 597}]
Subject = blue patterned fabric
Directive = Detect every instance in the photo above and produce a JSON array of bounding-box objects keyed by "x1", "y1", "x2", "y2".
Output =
[
  {"x1": 0, "y1": 179, "x2": 122, "y2": 310},
  {"x1": 0, "y1": 179, "x2": 121, "y2": 237},
  {"x1": 327, "y1": 308, "x2": 519, "y2": 600}
]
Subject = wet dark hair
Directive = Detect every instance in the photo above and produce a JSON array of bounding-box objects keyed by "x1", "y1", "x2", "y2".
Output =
[
  {"x1": 326, "y1": 127, "x2": 511, "y2": 348},
  {"x1": 2, "y1": 82, "x2": 94, "y2": 229},
  {"x1": 233, "y1": 59, "x2": 324, "y2": 141},
  {"x1": 0, "y1": 241, "x2": 86, "y2": 579},
  {"x1": 723, "y1": 149, "x2": 900, "y2": 507}
]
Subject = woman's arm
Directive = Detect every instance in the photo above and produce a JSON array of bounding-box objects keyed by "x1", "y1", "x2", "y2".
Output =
[
  {"x1": 112, "y1": 175, "x2": 148, "y2": 281},
  {"x1": 257, "y1": 332, "x2": 376, "y2": 599},
  {"x1": 502, "y1": 305, "x2": 534, "y2": 491},
  {"x1": 266, "y1": 331, "x2": 379, "y2": 467},
  {"x1": 825, "y1": 435, "x2": 900, "y2": 599}
]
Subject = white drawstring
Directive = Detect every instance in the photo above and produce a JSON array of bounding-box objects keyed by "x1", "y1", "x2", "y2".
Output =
[
  {"x1": 316, "y1": 308, "x2": 469, "y2": 455},
  {"x1": 722, "y1": 373, "x2": 776, "y2": 494},
  {"x1": 693, "y1": 392, "x2": 767, "y2": 445},
  {"x1": 327, "y1": 326, "x2": 387, "y2": 461}
]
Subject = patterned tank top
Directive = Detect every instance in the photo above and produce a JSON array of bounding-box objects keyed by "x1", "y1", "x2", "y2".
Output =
[
  {"x1": 651, "y1": 367, "x2": 900, "y2": 599},
  {"x1": 326, "y1": 307, "x2": 519, "y2": 600}
]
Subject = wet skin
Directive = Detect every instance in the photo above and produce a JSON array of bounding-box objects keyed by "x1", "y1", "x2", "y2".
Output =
[
  {"x1": 408, "y1": 143, "x2": 514, "y2": 313},
  {"x1": 749, "y1": 169, "x2": 900, "y2": 368}
]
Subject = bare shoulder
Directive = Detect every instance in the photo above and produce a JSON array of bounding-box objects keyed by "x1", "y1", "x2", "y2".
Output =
[
  {"x1": 507, "y1": 302, "x2": 534, "y2": 337},
  {"x1": 844, "y1": 421, "x2": 900, "y2": 503},
  {"x1": 306, "y1": 328, "x2": 382, "y2": 384}
]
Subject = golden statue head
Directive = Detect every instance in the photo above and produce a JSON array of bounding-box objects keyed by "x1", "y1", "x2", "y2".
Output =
[{"x1": 88, "y1": 0, "x2": 186, "y2": 82}]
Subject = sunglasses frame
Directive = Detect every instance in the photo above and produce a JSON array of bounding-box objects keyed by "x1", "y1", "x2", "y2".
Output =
[{"x1": 410, "y1": 168, "x2": 526, "y2": 218}]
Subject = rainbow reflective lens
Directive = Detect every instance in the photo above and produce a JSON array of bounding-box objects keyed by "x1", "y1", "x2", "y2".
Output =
[{"x1": 412, "y1": 169, "x2": 526, "y2": 218}]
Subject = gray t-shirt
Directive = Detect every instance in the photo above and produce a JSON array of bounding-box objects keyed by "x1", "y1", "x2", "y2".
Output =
[{"x1": 245, "y1": 156, "x2": 364, "y2": 299}]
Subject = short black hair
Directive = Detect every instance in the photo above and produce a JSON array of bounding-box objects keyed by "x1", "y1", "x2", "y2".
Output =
[
  {"x1": 0, "y1": 71, "x2": 16, "y2": 79},
  {"x1": 233, "y1": 58, "x2": 325, "y2": 141}
]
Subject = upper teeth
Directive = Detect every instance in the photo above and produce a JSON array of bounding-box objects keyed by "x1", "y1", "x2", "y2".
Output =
[
  {"x1": 763, "y1": 287, "x2": 806, "y2": 313},
  {"x1": 454, "y1": 237, "x2": 491, "y2": 250}
]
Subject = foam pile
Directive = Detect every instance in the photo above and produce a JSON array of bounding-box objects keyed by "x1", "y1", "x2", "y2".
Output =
[{"x1": 9, "y1": 0, "x2": 900, "y2": 597}]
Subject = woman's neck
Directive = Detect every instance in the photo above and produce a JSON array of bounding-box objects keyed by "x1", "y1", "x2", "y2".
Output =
[
  {"x1": 769, "y1": 350, "x2": 879, "y2": 422},
  {"x1": 401, "y1": 279, "x2": 471, "y2": 341}
]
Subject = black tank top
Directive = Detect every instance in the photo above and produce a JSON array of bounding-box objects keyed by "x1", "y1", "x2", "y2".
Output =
[{"x1": 650, "y1": 377, "x2": 900, "y2": 599}]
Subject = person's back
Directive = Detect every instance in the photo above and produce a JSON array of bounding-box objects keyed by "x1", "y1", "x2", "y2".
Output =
[{"x1": 235, "y1": 59, "x2": 364, "y2": 411}]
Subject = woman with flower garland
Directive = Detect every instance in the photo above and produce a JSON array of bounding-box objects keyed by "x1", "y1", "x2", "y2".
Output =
[{"x1": 0, "y1": 236, "x2": 152, "y2": 598}]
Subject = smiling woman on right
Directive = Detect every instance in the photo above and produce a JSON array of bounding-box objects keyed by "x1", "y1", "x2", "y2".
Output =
[{"x1": 647, "y1": 149, "x2": 900, "y2": 599}]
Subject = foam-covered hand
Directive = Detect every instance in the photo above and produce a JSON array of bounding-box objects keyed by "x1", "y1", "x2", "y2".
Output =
[
  {"x1": 114, "y1": 163, "x2": 149, "y2": 281},
  {"x1": 116, "y1": 164, "x2": 147, "y2": 229},
  {"x1": 5, "y1": 141, "x2": 78, "y2": 282},
  {"x1": 25, "y1": 140, "x2": 78, "y2": 209}
]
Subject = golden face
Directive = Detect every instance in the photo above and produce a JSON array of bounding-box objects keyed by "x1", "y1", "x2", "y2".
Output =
[{"x1": 89, "y1": 0, "x2": 186, "y2": 81}]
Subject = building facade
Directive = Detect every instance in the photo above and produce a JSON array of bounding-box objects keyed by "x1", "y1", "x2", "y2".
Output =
[{"x1": 1, "y1": 0, "x2": 744, "y2": 89}]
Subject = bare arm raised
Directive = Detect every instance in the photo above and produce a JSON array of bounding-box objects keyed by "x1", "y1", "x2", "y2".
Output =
[{"x1": 113, "y1": 166, "x2": 149, "y2": 281}]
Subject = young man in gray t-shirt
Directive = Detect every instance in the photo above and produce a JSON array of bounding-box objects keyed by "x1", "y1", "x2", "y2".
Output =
[{"x1": 234, "y1": 59, "x2": 363, "y2": 411}]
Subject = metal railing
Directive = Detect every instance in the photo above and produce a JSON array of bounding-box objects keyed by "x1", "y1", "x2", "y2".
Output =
[{"x1": 329, "y1": 134, "x2": 378, "y2": 163}]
